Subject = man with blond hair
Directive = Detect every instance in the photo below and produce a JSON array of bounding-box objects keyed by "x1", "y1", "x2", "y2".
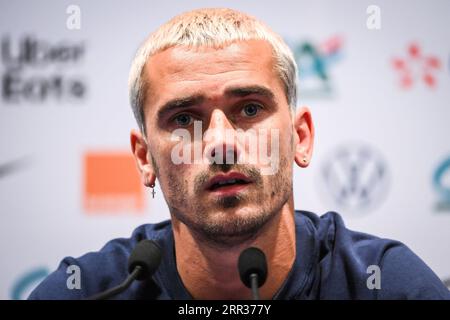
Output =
[{"x1": 30, "y1": 8, "x2": 449, "y2": 300}]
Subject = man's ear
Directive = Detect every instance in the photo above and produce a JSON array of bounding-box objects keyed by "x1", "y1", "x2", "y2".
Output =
[
  {"x1": 130, "y1": 129, "x2": 155, "y2": 186},
  {"x1": 293, "y1": 106, "x2": 315, "y2": 168}
]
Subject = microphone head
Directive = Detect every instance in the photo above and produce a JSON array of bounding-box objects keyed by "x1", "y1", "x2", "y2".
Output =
[
  {"x1": 238, "y1": 247, "x2": 268, "y2": 288},
  {"x1": 128, "y1": 240, "x2": 162, "y2": 281}
]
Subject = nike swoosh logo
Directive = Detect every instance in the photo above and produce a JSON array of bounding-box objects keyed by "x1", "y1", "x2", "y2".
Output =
[{"x1": 0, "y1": 156, "x2": 31, "y2": 179}]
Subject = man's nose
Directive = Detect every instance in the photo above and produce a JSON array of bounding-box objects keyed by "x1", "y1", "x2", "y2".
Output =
[{"x1": 204, "y1": 109, "x2": 240, "y2": 165}]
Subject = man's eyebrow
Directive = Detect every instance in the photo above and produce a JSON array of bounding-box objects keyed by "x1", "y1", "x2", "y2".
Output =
[
  {"x1": 224, "y1": 85, "x2": 275, "y2": 101},
  {"x1": 157, "y1": 95, "x2": 205, "y2": 120},
  {"x1": 156, "y1": 86, "x2": 275, "y2": 120}
]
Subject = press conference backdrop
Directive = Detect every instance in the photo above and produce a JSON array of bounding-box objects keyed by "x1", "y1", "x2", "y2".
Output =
[{"x1": 1, "y1": 0, "x2": 449, "y2": 299}]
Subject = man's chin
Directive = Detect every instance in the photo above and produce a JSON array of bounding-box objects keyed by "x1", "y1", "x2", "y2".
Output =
[{"x1": 195, "y1": 206, "x2": 275, "y2": 247}]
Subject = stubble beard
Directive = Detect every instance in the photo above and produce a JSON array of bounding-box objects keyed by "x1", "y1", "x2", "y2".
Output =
[{"x1": 165, "y1": 157, "x2": 292, "y2": 249}]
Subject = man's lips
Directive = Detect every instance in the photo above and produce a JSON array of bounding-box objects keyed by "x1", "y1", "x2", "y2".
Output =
[{"x1": 205, "y1": 172, "x2": 252, "y2": 192}]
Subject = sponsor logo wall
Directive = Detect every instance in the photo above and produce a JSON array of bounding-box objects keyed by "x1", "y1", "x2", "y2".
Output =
[{"x1": 1, "y1": 0, "x2": 449, "y2": 298}]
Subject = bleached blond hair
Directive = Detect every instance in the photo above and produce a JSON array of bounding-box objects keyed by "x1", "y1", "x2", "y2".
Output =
[{"x1": 128, "y1": 8, "x2": 298, "y2": 134}]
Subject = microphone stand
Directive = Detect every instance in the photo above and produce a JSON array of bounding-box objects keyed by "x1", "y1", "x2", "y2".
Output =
[
  {"x1": 87, "y1": 266, "x2": 142, "y2": 300},
  {"x1": 249, "y1": 273, "x2": 260, "y2": 300}
]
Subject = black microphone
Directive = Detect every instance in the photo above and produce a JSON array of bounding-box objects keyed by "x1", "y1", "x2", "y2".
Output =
[
  {"x1": 88, "y1": 239, "x2": 162, "y2": 300},
  {"x1": 238, "y1": 247, "x2": 268, "y2": 300}
]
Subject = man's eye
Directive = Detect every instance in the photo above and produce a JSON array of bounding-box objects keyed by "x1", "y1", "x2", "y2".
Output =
[
  {"x1": 241, "y1": 103, "x2": 262, "y2": 117},
  {"x1": 174, "y1": 114, "x2": 193, "y2": 126}
]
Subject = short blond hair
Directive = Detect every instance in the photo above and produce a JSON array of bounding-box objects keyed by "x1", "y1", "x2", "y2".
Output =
[{"x1": 128, "y1": 8, "x2": 298, "y2": 134}]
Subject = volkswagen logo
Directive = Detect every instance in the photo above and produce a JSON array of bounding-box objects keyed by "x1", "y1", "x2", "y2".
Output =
[{"x1": 318, "y1": 143, "x2": 390, "y2": 215}]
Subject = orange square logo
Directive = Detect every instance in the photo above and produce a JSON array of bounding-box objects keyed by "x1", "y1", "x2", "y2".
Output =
[{"x1": 83, "y1": 151, "x2": 144, "y2": 214}]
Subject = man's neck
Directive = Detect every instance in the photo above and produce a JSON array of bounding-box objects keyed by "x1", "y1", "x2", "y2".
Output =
[{"x1": 172, "y1": 200, "x2": 296, "y2": 299}]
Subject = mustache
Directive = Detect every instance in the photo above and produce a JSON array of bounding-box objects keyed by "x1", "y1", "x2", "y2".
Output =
[{"x1": 193, "y1": 163, "x2": 263, "y2": 194}]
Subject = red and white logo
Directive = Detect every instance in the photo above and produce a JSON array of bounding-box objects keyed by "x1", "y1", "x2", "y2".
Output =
[{"x1": 392, "y1": 43, "x2": 441, "y2": 89}]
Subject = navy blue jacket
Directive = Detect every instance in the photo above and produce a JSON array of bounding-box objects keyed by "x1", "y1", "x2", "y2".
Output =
[{"x1": 28, "y1": 211, "x2": 450, "y2": 299}]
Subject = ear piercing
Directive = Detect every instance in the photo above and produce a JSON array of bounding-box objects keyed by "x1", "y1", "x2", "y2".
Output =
[
  {"x1": 145, "y1": 179, "x2": 156, "y2": 198},
  {"x1": 149, "y1": 182, "x2": 156, "y2": 198}
]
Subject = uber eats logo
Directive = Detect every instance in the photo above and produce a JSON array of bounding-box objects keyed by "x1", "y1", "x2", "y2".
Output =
[{"x1": 1, "y1": 35, "x2": 87, "y2": 103}]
